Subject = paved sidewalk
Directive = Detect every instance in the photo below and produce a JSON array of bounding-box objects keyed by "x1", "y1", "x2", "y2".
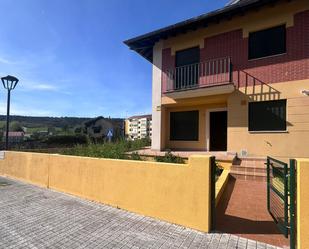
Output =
[{"x1": 0, "y1": 177, "x2": 282, "y2": 249}]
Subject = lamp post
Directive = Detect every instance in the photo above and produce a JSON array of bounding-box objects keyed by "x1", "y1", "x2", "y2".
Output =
[{"x1": 1, "y1": 75, "x2": 19, "y2": 150}]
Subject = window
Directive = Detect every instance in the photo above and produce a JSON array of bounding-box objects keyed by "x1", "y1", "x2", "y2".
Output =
[
  {"x1": 248, "y1": 25, "x2": 286, "y2": 60},
  {"x1": 170, "y1": 111, "x2": 199, "y2": 141},
  {"x1": 92, "y1": 126, "x2": 101, "y2": 133},
  {"x1": 175, "y1": 47, "x2": 200, "y2": 89},
  {"x1": 249, "y1": 100, "x2": 286, "y2": 131}
]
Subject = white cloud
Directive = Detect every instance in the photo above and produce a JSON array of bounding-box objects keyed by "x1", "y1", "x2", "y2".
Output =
[
  {"x1": 0, "y1": 101, "x2": 55, "y2": 116},
  {"x1": 25, "y1": 83, "x2": 58, "y2": 91},
  {"x1": 0, "y1": 56, "x2": 15, "y2": 65},
  {"x1": 19, "y1": 80, "x2": 72, "y2": 95}
]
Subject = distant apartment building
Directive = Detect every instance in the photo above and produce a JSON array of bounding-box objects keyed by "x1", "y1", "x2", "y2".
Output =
[{"x1": 125, "y1": 115, "x2": 152, "y2": 140}]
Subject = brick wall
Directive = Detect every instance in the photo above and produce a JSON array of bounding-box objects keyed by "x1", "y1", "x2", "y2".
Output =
[{"x1": 162, "y1": 10, "x2": 309, "y2": 89}]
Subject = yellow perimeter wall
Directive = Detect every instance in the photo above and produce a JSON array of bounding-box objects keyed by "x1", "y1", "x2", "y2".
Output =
[
  {"x1": 0, "y1": 151, "x2": 212, "y2": 232},
  {"x1": 297, "y1": 159, "x2": 309, "y2": 249}
]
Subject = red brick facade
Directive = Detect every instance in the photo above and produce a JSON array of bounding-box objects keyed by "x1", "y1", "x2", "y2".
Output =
[{"x1": 162, "y1": 10, "x2": 309, "y2": 89}]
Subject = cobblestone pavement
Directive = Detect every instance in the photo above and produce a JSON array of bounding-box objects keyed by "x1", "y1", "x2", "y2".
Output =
[{"x1": 0, "y1": 177, "x2": 283, "y2": 249}]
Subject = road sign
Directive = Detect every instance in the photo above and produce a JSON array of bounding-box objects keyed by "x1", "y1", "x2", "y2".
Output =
[{"x1": 107, "y1": 129, "x2": 113, "y2": 138}]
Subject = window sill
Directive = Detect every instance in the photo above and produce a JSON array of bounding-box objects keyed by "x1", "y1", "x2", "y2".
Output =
[
  {"x1": 249, "y1": 130, "x2": 289, "y2": 134},
  {"x1": 248, "y1": 52, "x2": 287, "y2": 62}
]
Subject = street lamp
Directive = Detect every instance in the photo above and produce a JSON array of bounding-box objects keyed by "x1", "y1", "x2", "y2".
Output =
[{"x1": 1, "y1": 75, "x2": 19, "y2": 150}]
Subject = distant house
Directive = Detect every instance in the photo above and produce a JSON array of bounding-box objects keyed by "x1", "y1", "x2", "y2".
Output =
[
  {"x1": 125, "y1": 114, "x2": 152, "y2": 141},
  {"x1": 83, "y1": 116, "x2": 124, "y2": 141},
  {"x1": 3, "y1": 131, "x2": 25, "y2": 143}
]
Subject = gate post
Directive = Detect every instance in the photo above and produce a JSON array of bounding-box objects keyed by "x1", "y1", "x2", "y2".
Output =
[
  {"x1": 289, "y1": 159, "x2": 296, "y2": 249},
  {"x1": 266, "y1": 157, "x2": 270, "y2": 212},
  {"x1": 210, "y1": 156, "x2": 216, "y2": 231}
]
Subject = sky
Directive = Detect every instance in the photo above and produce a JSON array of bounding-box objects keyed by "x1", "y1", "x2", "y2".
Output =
[{"x1": 0, "y1": 0, "x2": 228, "y2": 118}]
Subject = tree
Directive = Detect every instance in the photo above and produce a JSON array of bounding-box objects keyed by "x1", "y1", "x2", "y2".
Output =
[{"x1": 9, "y1": 121, "x2": 24, "y2": 132}]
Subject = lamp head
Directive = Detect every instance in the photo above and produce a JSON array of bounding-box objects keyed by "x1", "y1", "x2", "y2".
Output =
[
  {"x1": 301, "y1": 90, "x2": 309, "y2": 96},
  {"x1": 1, "y1": 75, "x2": 19, "y2": 90}
]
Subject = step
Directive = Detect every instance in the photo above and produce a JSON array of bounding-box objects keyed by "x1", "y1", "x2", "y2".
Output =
[
  {"x1": 231, "y1": 173, "x2": 267, "y2": 182},
  {"x1": 230, "y1": 169, "x2": 267, "y2": 177},
  {"x1": 230, "y1": 165, "x2": 267, "y2": 174},
  {"x1": 233, "y1": 160, "x2": 266, "y2": 168}
]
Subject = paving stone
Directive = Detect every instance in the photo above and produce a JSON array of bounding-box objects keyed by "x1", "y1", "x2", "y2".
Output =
[{"x1": 0, "y1": 176, "x2": 283, "y2": 249}]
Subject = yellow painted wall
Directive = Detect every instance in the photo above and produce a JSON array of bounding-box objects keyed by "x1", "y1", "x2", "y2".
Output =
[
  {"x1": 215, "y1": 170, "x2": 230, "y2": 206},
  {"x1": 0, "y1": 152, "x2": 49, "y2": 187},
  {"x1": 296, "y1": 159, "x2": 309, "y2": 249},
  {"x1": 228, "y1": 79, "x2": 309, "y2": 159},
  {"x1": 0, "y1": 151, "x2": 212, "y2": 232}
]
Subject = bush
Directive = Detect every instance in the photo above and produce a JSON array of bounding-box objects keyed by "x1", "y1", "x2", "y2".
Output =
[
  {"x1": 62, "y1": 139, "x2": 150, "y2": 160},
  {"x1": 130, "y1": 152, "x2": 142, "y2": 161},
  {"x1": 154, "y1": 151, "x2": 185, "y2": 164},
  {"x1": 215, "y1": 161, "x2": 224, "y2": 180},
  {"x1": 45, "y1": 134, "x2": 88, "y2": 146}
]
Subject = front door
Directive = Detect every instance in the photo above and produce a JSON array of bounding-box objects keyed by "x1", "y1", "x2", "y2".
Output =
[{"x1": 209, "y1": 111, "x2": 227, "y2": 151}]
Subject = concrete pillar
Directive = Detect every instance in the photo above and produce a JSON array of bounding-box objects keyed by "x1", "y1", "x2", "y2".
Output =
[
  {"x1": 151, "y1": 41, "x2": 163, "y2": 151},
  {"x1": 297, "y1": 159, "x2": 309, "y2": 249}
]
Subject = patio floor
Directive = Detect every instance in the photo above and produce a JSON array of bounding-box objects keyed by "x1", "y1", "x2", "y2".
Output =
[
  {"x1": 130, "y1": 147, "x2": 235, "y2": 160},
  {"x1": 0, "y1": 176, "x2": 283, "y2": 249},
  {"x1": 216, "y1": 177, "x2": 290, "y2": 248}
]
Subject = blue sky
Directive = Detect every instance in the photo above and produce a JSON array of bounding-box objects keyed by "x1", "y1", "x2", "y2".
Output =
[{"x1": 0, "y1": 0, "x2": 227, "y2": 118}]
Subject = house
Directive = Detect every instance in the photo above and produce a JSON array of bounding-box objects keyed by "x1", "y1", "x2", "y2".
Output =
[
  {"x1": 3, "y1": 131, "x2": 25, "y2": 143},
  {"x1": 125, "y1": 0, "x2": 309, "y2": 158},
  {"x1": 125, "y1": 114, "x2": 152, "y2": 140},
  {"x1": 83, "y1": 116, "x2": 124, "y2": 141}
]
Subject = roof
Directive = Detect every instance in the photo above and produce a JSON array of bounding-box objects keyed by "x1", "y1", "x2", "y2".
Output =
[
  {"x1": 84, "y1": 116, "x2": 105, "y2": 127},
  {"x1": 7, "y1": 131, "x2": 25, "y2": 137},
  {"x1": 127, "y1": 114, "x2": 152, "y2": 120},
  {"x1": 226, "y1": 0, "x2": 247, "y2": 6},
  {"x1": 124, "y1": 0, "x2": 278, "y2": 62}
]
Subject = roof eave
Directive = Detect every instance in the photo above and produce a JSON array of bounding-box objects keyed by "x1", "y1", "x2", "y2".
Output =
[{"x1": 124, "y1": 0, "x2": 279, "y2": 63}]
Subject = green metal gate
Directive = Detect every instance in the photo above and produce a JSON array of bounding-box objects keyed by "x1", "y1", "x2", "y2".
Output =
[{"x1": 266, "y1": 157, "x2": 296, "y2": 249}]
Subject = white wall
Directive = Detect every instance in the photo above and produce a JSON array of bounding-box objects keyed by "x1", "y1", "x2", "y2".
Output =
[{"x1": 151, "y1": 41, "x2": 163, "y2": 150}]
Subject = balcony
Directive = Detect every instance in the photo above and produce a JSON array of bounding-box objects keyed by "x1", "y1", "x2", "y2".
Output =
[{"x1": 162, "y1": 57, "x2": 235, "y2": 99}]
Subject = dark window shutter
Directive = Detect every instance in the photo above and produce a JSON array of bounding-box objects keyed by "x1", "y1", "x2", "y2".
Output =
[
  {"x1": 249, "y1": 25, "x2": 286, "y2": 60},
  {"x1": 249, "y1": 100, "x2": 287, "y2": 131},
  {"x1": 170, "y1": 111, "x2": 199, "y2": 141},
  {"x1": 175, "y1": 47, "x2": 200, "y2": 88}
]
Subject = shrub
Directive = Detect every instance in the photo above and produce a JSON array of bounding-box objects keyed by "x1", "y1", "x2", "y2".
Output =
[
  {"x1": 45, "y1": 134, "x2": 88, "y2": 146},
  {"x1": 215, "y1": 161, "x2": 224, "y2": 180},
  {"x1": 62, "y1": 139, "x2": 149, "y2": 160},
  {"x1": 130, "y1": 152, "x2": 142, "y2": 161},
  {"x1": 154, "y1": 151, "x2": 185, "y2": 164}
]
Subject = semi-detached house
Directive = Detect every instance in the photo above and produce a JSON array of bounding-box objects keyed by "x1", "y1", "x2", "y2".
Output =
[{"x1": 125, "y1": 0, "x2": 309, "y2": 159}]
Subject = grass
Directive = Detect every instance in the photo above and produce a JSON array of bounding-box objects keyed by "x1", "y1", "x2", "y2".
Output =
[{"x1": 61, "y1": 138, "x2": 151, "y2": 160}]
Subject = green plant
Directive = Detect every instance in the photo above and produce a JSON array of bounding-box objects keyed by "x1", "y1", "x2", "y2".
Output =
[
  {"x1": 130, "y1": 152, "x2": 142, "y2": 161},
  {"x1": 154, "y1": 151, "x2": 185, "y2": 164},
  {"x1": 45, "y1": 134, "x2": 88, "y2": 146},
  {"x1": 215, "y1": 161, "x2": 223, "y2": 180},
  {"x1": 62, "y1": 139, "x2": 150, "y2": 160}
]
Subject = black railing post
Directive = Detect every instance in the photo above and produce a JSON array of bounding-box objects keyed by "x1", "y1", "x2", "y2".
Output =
[
  {"x1": 266, "y1": 157, "x2": 270, "y2": 212},
  {"x1": 229, "y1": 58, "x2": 233, "y2": 83}
]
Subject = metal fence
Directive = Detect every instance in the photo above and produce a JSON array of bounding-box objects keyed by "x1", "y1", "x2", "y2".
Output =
[{"x1": 163, "y1": 57, "x2": 233, "y2": 93}]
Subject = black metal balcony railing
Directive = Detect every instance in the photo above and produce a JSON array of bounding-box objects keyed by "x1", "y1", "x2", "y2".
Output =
[{"x1": 163, "y1": 57, "x2": 233, "y2": 93}]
